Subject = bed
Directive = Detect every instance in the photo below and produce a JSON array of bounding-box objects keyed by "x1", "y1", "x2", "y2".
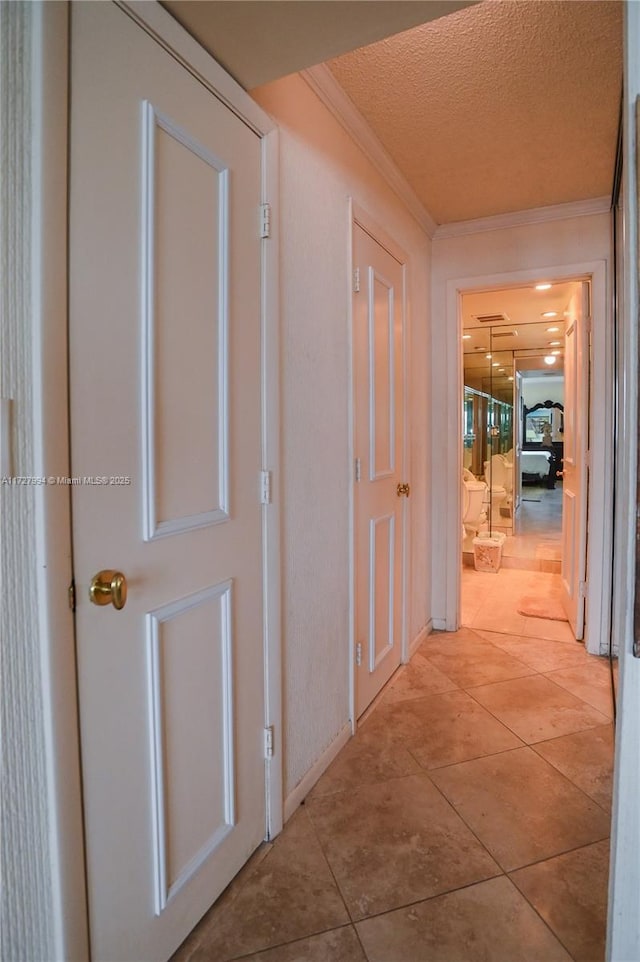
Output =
[{"x1": 521, "y1": 451, "x2": 551, "y2": 482}]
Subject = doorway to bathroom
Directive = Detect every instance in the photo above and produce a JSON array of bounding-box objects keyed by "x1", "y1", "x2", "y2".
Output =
[{"x1": 461, "y1": 279, "x2": 588, "y2": 640}]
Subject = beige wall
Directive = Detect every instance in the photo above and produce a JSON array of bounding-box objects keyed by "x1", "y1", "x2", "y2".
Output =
[
  {"x1": 252, "y1": 74, "x2": 432, "y2": 799},
  {"x1": 521, "y1": 376, "x2": 564, "y2": 410}
]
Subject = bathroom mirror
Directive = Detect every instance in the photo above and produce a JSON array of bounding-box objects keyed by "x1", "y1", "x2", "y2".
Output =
[{"x1": 463, "y1": 326, "x2": 514, "y2": 533}]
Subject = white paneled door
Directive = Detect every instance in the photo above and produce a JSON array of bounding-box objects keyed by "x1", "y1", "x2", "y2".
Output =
[
  {"x1": 353, "y1": 222, "x2": 406, "y2": 717},
  {"x1": 70, "y1": 5, "x2": 266, "y2": 960},
  {"x1": 560, "y1": 282, "x2": 590, "y2": 639}
]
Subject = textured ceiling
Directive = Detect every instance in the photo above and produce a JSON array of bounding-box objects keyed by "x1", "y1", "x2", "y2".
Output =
[
  {"x1": 328, "y1": 0, "x2": 623, "y2": 224},
  {"x1": 161, "y1": 1, "x2": 476, "y2": 89}
]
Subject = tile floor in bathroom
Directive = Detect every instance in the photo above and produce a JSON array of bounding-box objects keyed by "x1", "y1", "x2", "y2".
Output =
[
  {"x1": 172, "y1": 565, "x2": 616, "y2": 962},
  {"x1": 467, "y1": 485, "x2": 564, "y2": 572},
  {"x1": 502, "y1": 485, "x2": 563, "y2": 566}
]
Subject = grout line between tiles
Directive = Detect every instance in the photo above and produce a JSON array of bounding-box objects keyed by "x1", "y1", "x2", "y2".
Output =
[
  {"x1": 539, "y1": 669, "x2": 615, "y2": 719},
  {"x1": 349, "y1": 870, "x2": 507, "y2": 928},
  {"x1": 407, "y1": 737, "x2": 527, "y2": 774},
  {"x1": 461, "y1": 674, "x2": 611, "y2": 747},
  {"x1": 302, "y1": 796, "x2": 364, "y2": 928},
  {"x1": 507, "y1": 839, "x2": 613, "y2": 962},
  {"x1": 431, "y1": 761, "x2": 611, "y2": 878},
  {"x1": 221, "y1": 923, "x2": 364, "y2": 962},
  {"x1": 507, "y1": 871, "x2": 584, "y2": 962},
  {"x1": 528, "y1": 741, "x2": 615, "y2": 816},
  {"x1": 505, "y1": 834, "x2": 612, "y2": 876},
  {"x1": 352, "y1": 921, "x2": 373, "y2": 962}
]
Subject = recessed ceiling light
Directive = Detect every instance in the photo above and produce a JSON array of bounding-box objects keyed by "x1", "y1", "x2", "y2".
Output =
[
  {"x1": 462, "y1": 334, "x2": 472, "y2": 340},
  {"x1": 544, "y1": 356, "x2": 556, "y2": 366},
  {"x1": 547, "y1": 326, "x2": 560, "y2": 333},
  {"x1": 499, "y1": 368, "x2": 505, "y2": 372},
  {"x1": 508, "y1": 376, "x2": 514, "y2": 381},
  {"x1": 535, "y1": 283, "x2": 552, "y2": 290},
  {"x1": 485, "y1": 353, "x2": 492, "y2": 359},
  {"x1": 549, "y1": 340, "x2": 561, "y2": 346},
  {"x1": 542, "y1": 311, "x2": 558, "y2": 318},
  {"x1": 551, "y1": 350, "x2": 561, "y2": 356}
]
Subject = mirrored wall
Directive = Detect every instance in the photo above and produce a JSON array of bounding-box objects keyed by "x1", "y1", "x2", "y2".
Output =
[
  {"x1": 462, "y1": 284, "x2": 572, "y2": 547},
  {"x1": 463, "y1": 326, "x2": 515, "y2": 532}
]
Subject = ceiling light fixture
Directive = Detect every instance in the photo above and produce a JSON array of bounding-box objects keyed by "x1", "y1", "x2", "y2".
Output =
[
  {"x1": 486, "y1": 353, "x2": 492, "y2": 359},
  {"x1": 547, "y1": 326, "x2": 560, "y2": 333},
  {"x1": 508, "y1": 376, "x2": 514, "y2": 381},
  {"x1": 551, "y1": 350, "x2": 561, "y2": 356},
  {"x1": 462, "y1": 334, "x2": 471, "y2": 340},
  {"x1": 549, "y1": 340, "x2": 561, "y2": 346},
  {"x1": 535, "y1": 283, "x2": 552, "y2": 291},
  {"x1": 542, "y1": 311, "x2": 558, "y2": 318},
  {"x1": 492, "y1": 362, "x2": 500, "y2": 367},
  {"x1": 544, "y1": 355, "x2": 556, "y2": 366}
]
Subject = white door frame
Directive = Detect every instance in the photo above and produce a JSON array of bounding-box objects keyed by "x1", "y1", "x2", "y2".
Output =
[
  {"x1": 30, "y1": 3, "x2": 282, "y2": 957},
  {"x1": 607, "y1": 4, "x2": 640, "y2": 957},
  {"x1": 348, "y1": 200, "x2": 410, "y2": 728},
  {"x1": 445, "y1": 260, "x2": 611, "y2": 657}
]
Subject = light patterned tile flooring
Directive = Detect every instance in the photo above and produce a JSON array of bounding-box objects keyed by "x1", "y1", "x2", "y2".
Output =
[
  {"x1": 172, "y1": 571, "x2": 616, "y2": 962},
  {"x1": 482, "y1": 486, "x2": 563, "y2": 571}
]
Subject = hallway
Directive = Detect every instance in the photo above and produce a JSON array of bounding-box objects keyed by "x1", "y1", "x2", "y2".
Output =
[{"x1": 172, "y1": 582, "x2": 614, "y2": 962}]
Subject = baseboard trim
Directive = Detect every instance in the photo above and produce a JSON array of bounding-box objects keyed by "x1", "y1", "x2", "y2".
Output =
[
  {"x1": 283, "y1": 723, "x2": 352, "y2": 822},
  {"x1": 408, "y1": 620, "x2": 432, "y2": 658}
]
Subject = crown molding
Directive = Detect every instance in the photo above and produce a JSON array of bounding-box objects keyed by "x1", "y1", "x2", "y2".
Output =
[
  {"x1": 434, "y1": 195, "x2": 611, "y2": 240},
  {"x1": 301, "y1": 64, "x2": 437, "y2": 239}
]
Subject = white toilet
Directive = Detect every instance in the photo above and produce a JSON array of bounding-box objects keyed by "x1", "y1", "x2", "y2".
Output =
[
  {"x1": 462, "y1": 470, "x2": 488, "y2": 551},
  {"x1": 483, "y1": 454, "x2": 513, "y2": 527}
]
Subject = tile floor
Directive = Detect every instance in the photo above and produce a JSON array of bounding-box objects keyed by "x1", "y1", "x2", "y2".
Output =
[
  {"x1": 466, "y1": 485, "x2": 563, "y2": 572},
  {"x1": 172, "y1": 566, "x2": 616, "y2": 962}
]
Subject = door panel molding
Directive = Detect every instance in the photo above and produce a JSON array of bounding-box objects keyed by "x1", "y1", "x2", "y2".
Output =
[
  {"x1": 141, "y1": 101, "x2": 231, "y2": 540},
  {"x1": 147, "y1": 582, "x2": 235, "y2": 913},
  {"x1": 368, "y1": 268, "x2": 396, "y2": 480},
  {"x1": 369, "y1": 512, "x2": 396, "y2": 671}
]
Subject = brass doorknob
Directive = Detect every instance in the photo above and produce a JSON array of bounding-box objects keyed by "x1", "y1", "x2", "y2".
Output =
[
  {"x1": 397, "y1": 482, "x2": 410, "y2": 497},
  {"x1": 89, "y1": 570, "x2": 128, "y2": 610}
]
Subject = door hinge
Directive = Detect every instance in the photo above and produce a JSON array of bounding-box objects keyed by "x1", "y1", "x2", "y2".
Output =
[
  {"x1": 353, "y1": 267, "x2": 360, "y2": 293},
  {"x1": 68, "y1": 579, "x2": 76, "y2": 612},
  {"x1": 585, "y1": 315, "x2": 593, "y2": 335},
  {"x1": 355, "y1": 457, "x2": 361, "y2": 482},
  {"x1": 355, "y1": 642, "x2": 363, "y2": 666},
  {"x1": 579, "y1": 580, "x2": 587, "y2": 600},
  {"x1": 259, "y1": 203, "x2": 271, "y2": 239},
  {"x1": 264, "y1": 725, "x2": 275, "y2": 759},
  {"x1": 260, "y1": 470, "x2": 272, "y2": 504}
]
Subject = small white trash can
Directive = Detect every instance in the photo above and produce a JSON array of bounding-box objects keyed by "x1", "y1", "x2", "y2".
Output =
[{"x1": 473, "y1": 532, "x2": 506, "y2": 573}]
